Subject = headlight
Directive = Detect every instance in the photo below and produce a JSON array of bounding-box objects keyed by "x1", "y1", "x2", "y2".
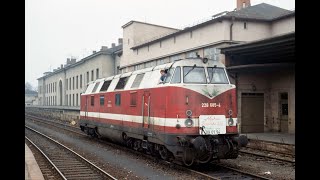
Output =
[
  {"x1": 228, "y1": 117, "x2": 234, "y2": 126},
  {"x1": 185, "y1": 118, "x2": 193, "y2": 127},
  {"x1": 186, "y1": 110, "x2": 192, "y2": 117}
]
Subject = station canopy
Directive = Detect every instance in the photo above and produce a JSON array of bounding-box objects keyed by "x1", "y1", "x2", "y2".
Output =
[{"x1": 220, "y1": 32, "x2": 295, "y2": 73}]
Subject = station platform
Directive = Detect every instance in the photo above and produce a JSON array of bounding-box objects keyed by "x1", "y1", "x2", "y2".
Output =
[
  {"x1": 242, "y1": 132, "x2": 295, "y2": 145},
  {"x1": 241, "y1": 132, "x2": 295, "y2": 155},
  {"x1": 25, "y1": 144, "x2": 44, "y2": 180}
]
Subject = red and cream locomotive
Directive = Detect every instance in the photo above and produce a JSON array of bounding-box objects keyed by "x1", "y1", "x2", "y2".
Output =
[{"x1": 79, "y1": 58, "x2": 248, "y2": 166}]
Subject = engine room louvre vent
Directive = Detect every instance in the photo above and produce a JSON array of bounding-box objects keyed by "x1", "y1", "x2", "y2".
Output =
[
  {"x1": 131, "y1": 73, "x2": 145, "y2": 88},
  {"x1": 100, "y1": 80, "x2": 112, "y2": 92},
  {"x1": 115, "y1": 77, "x2": 129, "y2": 90},
  {"x1": 92, "y1": 82, "x2": 101, "y2": 93}
]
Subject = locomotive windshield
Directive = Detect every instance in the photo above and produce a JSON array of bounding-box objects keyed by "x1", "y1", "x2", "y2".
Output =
[
  {"x1": 183, "y1": 66, "x2": 206, "y2": 83},
  {"x1": 207, "y1": 67, "x2": 228, "y2": 84}
]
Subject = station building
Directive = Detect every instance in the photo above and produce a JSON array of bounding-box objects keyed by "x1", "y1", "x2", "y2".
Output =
[
  {"x1": 37, "y1": 44, "x2": 122, "y2": 107},
  {"x1": 36, "y1": 0, "x2": 294, "y2": 134}
]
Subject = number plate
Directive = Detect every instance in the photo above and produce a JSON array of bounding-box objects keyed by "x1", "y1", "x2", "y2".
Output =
[{"x1": 199, "y1": 115, "x2": 226, "y2": 135}]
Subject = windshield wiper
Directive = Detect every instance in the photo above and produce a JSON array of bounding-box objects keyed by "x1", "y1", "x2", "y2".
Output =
[{"x1": 184, "y1": 64, "x2": 196, "y2": 77}]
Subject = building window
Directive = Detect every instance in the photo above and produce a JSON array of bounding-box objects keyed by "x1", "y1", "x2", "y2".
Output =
[
  {"x1": 73, "y1": 77, "x2": 75, "y2": 90},
  {"x1": 136, "y1": 49, "x2": 139, "y2": 55},
  {"x1": 87, "y1": 71, "x2": 89, "y2": 83},
  {"x1": 80, "y1": 75, "x2": 82, "y2": 88},
  {"x1": 55, "y1": 82, "x2": 57, "y2": 92},
  {"x1": 69, "y1": 94, "x2": 71, "y2": 106},
  {"x1": 91, "y1": 70, "x2": 94, "y2": 81},
  {"x1": 186, "y1": 51, "x2": 199, "y2": 58},
  {"x1": 96, "y1": 68, "x2": 99, "y2": 79},
  {"x1": 148, "y1": 45, "x2": 149, "y2": 52},
  {"x1": 66, "y1": 79, "x2": 68, "y2": 90},
  {"x1": 157, "y1": 59, "x2": 165, "y2": 65},
  {"x1": 160, "y1": 41, "x2": 162, "y2": 48},
  {"x1": 130, "y1": 92, "x2": 137, "y2": 106},
  {"x1": 100, "y1": 95, "x2": 104, "y2": 105},
  {"x1": 115, "y1": 94, "x2": 121, "y2": 106},
  {"x1": 128, "y1": 38, "x2": 130, "y2": 45},
  {"x1": 115, "y1": 77, "x2": 129, "y2": 90},
  {"x1": 174, "y1": 36, "x2": 176, "y2": 43},
  {"x1": 76, "y1": 76, "x2": 78, "y2": 89},
  {"x1": 170, "y1": 55, "x2": 181, "y2": 62},
  {"x1": 100, "y1": 80, "x2": 112, "y2": 92},
  {"x1": 65, "y1": 95, "x2": 68, "y2": 106},
  {"x1": 244, "y1": 22, "x2": 247, "y2": 29},
  {"x1": 69, "y1": 78, "x2": 71, "y2": 90},
  {"x1": 204, "y1": 47, "x2": 220, "y2": 61},
  {"x1": 190, "y1": 31, "x2": 193, "y2": 38},
  {"x1": 76, "y1": 93, "x2": 79, "y2": 106},
  {"x1": 91, "y1": 95, "x2": 94, "y2": 106},
  {"x1": 73, "y1": 94, "x2": 74, "y2": 106}
]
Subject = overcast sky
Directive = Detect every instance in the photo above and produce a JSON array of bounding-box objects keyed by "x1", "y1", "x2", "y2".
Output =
[{"x1": 25, "y1": 0, "x2": 295, "y2": 88}]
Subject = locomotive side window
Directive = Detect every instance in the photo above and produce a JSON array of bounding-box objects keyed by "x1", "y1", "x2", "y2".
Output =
[
  {"x1": 92, "y1": 82, "x2": 101, "y2": 93},
  {"x1": 183, "y1": 66, "x2": 206, "y2": 83},
  {"x1": 207, "y1": 67, "x2": 228, "y2": 84},
  {"x1": 171, "y1": 66, "x2": 181, "y2": 83},
  {"x1": 100, "y1": 80, "x2": 112, "y2": 92},
  {"x1": 115, "y1": 93, "x2": 121, "y2": 106},
  {"x1": 131, "y1": 74, "x2": 145, "y2": 88},
  {"x1": 91, "y1": 96, "x2": 94, "y2": 106},
  {"x1": 115, "y1": 77, "x2": 129, "y2": 90},
  {"x1": 164, "y1": 68, "x2": 174, "y2": 83},
  {"x1": 100, "y1": 95, "x2": 104, "y2": 105},
  {"x1": 130, "y1": 91, "x2": 137, "y2": 106}
]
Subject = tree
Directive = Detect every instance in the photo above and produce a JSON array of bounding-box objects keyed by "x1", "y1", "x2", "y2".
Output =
[
  {"x1": 25, "y1": 82, "x2": 37, "y2": 94},
  {"x1": 25, "y1": 82, "x2": 33, "y2": 91}
]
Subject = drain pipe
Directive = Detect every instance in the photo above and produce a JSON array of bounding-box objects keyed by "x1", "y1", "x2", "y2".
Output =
[{"x1": 230, "y1": 16, "x2": 235, "y2": 41}]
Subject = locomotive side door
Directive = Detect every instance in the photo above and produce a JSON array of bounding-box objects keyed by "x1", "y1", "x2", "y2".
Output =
[
  {"x1": 142, "y1": 91, "x2": 150, "y2": 128},
  {"x1": 85, "y1": 96, "x2": 88, "y2": 118}
]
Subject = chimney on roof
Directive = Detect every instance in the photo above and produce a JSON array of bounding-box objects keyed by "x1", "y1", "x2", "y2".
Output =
[
  {"x1": 93, "y1": 50, "x2": 97, "y2": 54},
  {"x1": 67, "y1": 58, "x2": 71, "y2": 65},
  {"x1": 112, "y1": 43, "x2": 115, "y2": 48},
  {"x1": 101, "y1": 46, "x2": 108, "y2": 51},
  {"x1": 237, "y1": 0, "x2": 250, "y2": 10},
  {"x1": 71, "y1": 58, "x2": 76, "y2": 64},
  {"x1": 118, "y1": 38, "x2": 123, "y2": 45}
]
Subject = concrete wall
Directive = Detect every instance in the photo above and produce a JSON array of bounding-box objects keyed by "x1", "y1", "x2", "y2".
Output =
[
  {"x1": 122, "y1": 21, "x2": 178, "y2": 68},
  {"x1": 26, "y1": 107, "x2": 80, "y2": 124},
  {"x1": 232, "y1": 21, "x2": 272, "y2": 41},
  {"x1": 120, "y1": 18, "x2": 291, "y2": 70},
  {"x1": 236, "y1": 69, "x2": 295, "y2": 133},
  {"x1": 271, "y1": 16, "x2": 295, "y2": 36}
]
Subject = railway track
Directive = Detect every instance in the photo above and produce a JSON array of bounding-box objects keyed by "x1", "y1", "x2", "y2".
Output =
[
  {"x1": 25, "y1": 113, "x2": 276, "y2": 179},
  {"x1": 239, "y1": 148, "x2": 295, "y2": 164},
  {"x1": 26, "y1": 113, "x2": 295, "y2": 164},
  {"x1": 25, "y1": 125, "x2": 117, "y2": 180}
]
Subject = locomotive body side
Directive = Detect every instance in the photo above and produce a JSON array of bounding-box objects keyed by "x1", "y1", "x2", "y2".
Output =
[{"x1": 79, "y1": 59, "x2": 248, "y2": 166}]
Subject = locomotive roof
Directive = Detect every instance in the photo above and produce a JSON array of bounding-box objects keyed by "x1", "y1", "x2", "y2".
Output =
[{"x1": 83, "y1": 58, "x2": 227, "y2": 95}]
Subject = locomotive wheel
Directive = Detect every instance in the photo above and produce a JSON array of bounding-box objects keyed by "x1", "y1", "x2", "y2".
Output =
[
  {"x1": 133, "y1": 140, "x2": 142, "y2": 151},
  {"x1": 159, "y1": 146, "x2": 169, "y2": 160},
  {"x1": 182, "y1": 148, "x2": 194, "y2": 166}
]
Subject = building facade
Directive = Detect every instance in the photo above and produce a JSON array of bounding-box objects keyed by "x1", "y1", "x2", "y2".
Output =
[{"x1": 37, "y1": 45, "x2": 122, "y2": 107}]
